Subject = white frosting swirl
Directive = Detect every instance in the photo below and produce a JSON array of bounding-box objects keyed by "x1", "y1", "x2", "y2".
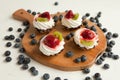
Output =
[
  {"x1": 33, "y1": 14, "x2": 55, "y2": 30},
  {"x1": 74, "y1": 28, "x2": 98, "y2": 49},
  {"x1": 40, "y1": 35, "x2": 65, "y2": 56},
  {"x1": 61, "y1": 16, "x2": 82, "y2": 28}
]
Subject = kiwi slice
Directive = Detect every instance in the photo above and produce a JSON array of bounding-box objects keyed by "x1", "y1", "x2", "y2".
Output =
[
  {"x1": 53, "y1": 31, "x2": 63, "y2": 41},
  {"x1": 37, "y1": 17, "x2": 48, "y2": 22},
  {"x1": 81, "y1": 40, "x2": 94, "y2": 46},
  {"x1": 72, "y1": 13, "x2": 79, "y2": 20}
]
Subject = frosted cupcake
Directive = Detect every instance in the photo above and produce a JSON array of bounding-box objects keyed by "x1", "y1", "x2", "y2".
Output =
[
  {"x1": 33, "y1": 12, "x2": 55, "y2": 32},
  {"x1": 61, "y1": 10, "x2": 82, "y2": 29},
  {"x1": 74, "y1": 28, "x2": 98, "y2": 49},
  {"x1": 40, "y1": 31, "x2": 65, "y2": 56}
]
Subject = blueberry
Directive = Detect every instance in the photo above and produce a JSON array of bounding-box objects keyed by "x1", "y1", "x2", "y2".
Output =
[
  {"x1": 4, "y1": 36, "x2": 9, "y2": 40},
  {"x1": 108, "y1": 52, "x2": 113, "y2": 58},
  {"x1": 85, "y1": 13, "x2": 90, "y2": 17},
  {"x1": 24, "y1": 28, "x2": 28, "y2": 32},
  {"x1": 30, "y1": 33, "x2": 36, "y2": 39},
  {"x1": 106, "y1": 34, "x2": 112, "y2": 40},
  {"x1": 6, "y1": 42, "x2": 12, "y2": 47},
  {"x1": 17, "y1": 58, "x2": 24, "y2": 65},
  {"x1": 95, "y1": 77, "x2": 102, "y2": 80},
  {"x1": 32, "y1": 70, "x2": 39, "y2": 76},
  {"x1": 27, "y1": 9, "x2": 31, "y2": 13},
  {"x1": 32, "y1": 11, "x2": 36, "y2": 15},
  {"x1": 85, "y1": 25, "x2": 89, "y2": 29},
  {"x1": 59, "y1": 15, "x2": 63, "y2": 21},
  {"x1": 9, "y1": 35, "x2": 15, "y2": 40},
  {"x1": 103, "y1": 63, "x2": 110, "y2": 69},
  {"x1": 53, "y1": 16, "x2": 58, "y2": 22},
  {"x1": 85, "y1": 76, "x2": 91, "y2": 80},
  {"x1": 94, "y1": 73, "x2": 101, "y2": 78},
  {"x1": 14, "y1": 43, "x2": 20, "y2": 48},
  {"x1": 23, "y1": 21, "x2": 29, "y2": 26},
  {"x1": 105, "y1": 47, "x2": 112, "y2": 52},
  {"x1": 82, "y1": 68, "x2": 90, "y2": 74},
  {"x1": 5, "y1": 57, "x2": 12, "y2": 62},
  {"x1": 22, "y1": 64, "x2": 29, "y2": 70},
  {"x1": 99, "y1": 56, "x2": 105, "y2": 61},
  {"x1": 90, "y1": 17, "x2": 95, "y2": 22},
  {"x1": 90, "y1": 26, "x2": 96, "y2": 32},
  {"x1": 19, "y1": 48, "x2": 25, "y2": 53},
  {"x1": 23, "y1": 57, "x2": 31, "y2": 64},
  {"x1": 4, "y1": 50, "x2": 11, "y2": 56},
  {"x1": 18, "y1": 55, "x2": 25, "y2": 60},
  {"x1": 65, "y1": 34, "x2": 71, "y2": 40},
  {"x1": 112, "y1": 33, "x2": 119, "y2": 38},
  {"x1": 65, "y1": 51, "x2": 73, "y2": 57},
  {"x1": 19, "y1": 33, "x2": 24, "y2": 38},
  {"x1": 64, "y1": 79, "x2": 68, "y2": 80},
  {"x1": 102, "y1": 28, "x2": 107, "y2": 33},
  {"x1": 8, "y1": 27, "x2": 13, "y2": 31},
  {"x1": 97, "y1": 23, "x2": 102, "y2": 27},
  {"x1": 95, "y1": 17, "x2": 99, "y2": 23},
  {"x1": 43, "y1": 73, "x2": 50, "y2": 80},
  {"x1": 102, "y1": 53, "x2": 108, "y2": 58},
  {"x1": 15, "y1": 38, "x2": 21, "y2": 42},
  {"x1": 30, "y1": 39, "x2": 37, "y2": 45},
  {"x1": 82, "y1": 16, "x2": 86, "y2": 20},
  {"x1": 95, "y1": 59, "x2": 102, "y2": 65},
  {"x1": 74, "y1": 58, "x2": 81, "y2": 63},
  {"x1": 54, "y1": 77, "x2": 61, "y2": 80},
  {"x1": 97, "y1": 12, "x2": 102, "y2": 18},
  {"x1": 54, "y1": 1, "x2": 59, "y2": 6},
  {"x1": 81, "y1": 55, "x2": 87, "y2": 62},
  {"x1": 70, "y1": 32, "x2": 74, "y2": 37},
  {"x1": 82, "y1": 21, "x2": 88, "y2": 26},
  {"x1": 29, "y1": 66, "x2": 36, "y2": 72},
  {"x1": 112, "y1": 55, "x2": 119, "y2": 60},
  {"x1": 17, "y1": 28, "x2": 22, "y2": 32},
  {"x1": 109, "y1": 40, "x2": 115, "y2": 46}
]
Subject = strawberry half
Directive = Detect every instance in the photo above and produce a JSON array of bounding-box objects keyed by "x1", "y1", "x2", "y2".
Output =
[
  {"x1": 65, "y1": 10, "x2": 74, "y2": 19},
  {"x1": 39, "y1": 12, "x2": 50, "y2": 20}
]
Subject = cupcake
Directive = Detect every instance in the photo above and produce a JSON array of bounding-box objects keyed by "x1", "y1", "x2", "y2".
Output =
[
  {"x1": 61, "y1": 10, "x2": 82, "y2": 29},
  {"x1": 74, "y1": 28, "x2": 98, "y2": 49},
  {"x1": 40, "y1": 31, "x2": 65, "y2": 56},
  {"x1": 33, "y1": 12, "x2": 55, "y2": 32}
]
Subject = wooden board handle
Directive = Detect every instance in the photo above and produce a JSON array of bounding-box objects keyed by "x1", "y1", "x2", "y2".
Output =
[{"x1": 12, "y1": 9, "x2": 33, "y2": 24}]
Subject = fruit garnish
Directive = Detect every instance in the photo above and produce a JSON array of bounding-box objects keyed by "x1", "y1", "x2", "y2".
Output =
[
  {"x1": 72, "y1": 13, "x2": 79, "y2": 20},
  {"x1": 39, "y1": 12, "x2": 50, "y2": 20},
  {"x1": 37, "y1": 17, "x2": 48, "y2": 22},
  {"x1": 53, "y1": 31, "x2": 63, "y2": 41},
  {"x1": 81, "y1": 40, "x2": 94, "y2": 46},
  {"x1": 65, "y1": 10, "x2": 74, "y2": 19},
  {"x1": 81, "y1": 29, "x2": 95, "y2": 40},
  {"x1": 43, "y1": 35, "x2": 60, "y2": 48}
]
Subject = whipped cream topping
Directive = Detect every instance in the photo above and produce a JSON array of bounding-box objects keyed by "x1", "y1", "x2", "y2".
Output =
[
  {"x1": 74, "y1": 28, "x2": 98, "y2": 49},
  {"x1": 33, "y1": 14, "x2": 55, "y2": 30},
  {"x1": 61, "y1": 16, "x2": 82, "y2": 28},
  {"x1": 40, "y1": 35, "x2": 65, "y2": 56}
]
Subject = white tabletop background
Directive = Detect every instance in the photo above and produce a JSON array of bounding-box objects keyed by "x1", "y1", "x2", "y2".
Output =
[{"x1": 0, "y1": 0, "x2": 120, "y2": 80}]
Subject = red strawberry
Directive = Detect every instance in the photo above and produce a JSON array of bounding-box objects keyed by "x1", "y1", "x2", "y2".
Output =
[
  {"x1": 43, "y1": 35, "x2": 60, "y2": 48},
  {"x1": 65, "y1": 10, "x2": 74, "y2": 19},
  {"x1": 81, "y1": 29, "x2": 95, "y2": 40},
  {"x1": 39, "y1": 12, "x2": 50, "y2": 20}
]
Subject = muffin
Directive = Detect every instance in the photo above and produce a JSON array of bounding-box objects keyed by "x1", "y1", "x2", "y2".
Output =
[
  {"x1": 61, "y1": 10, "x2": 82, "y2": 29},
  {"x1": 74, "y1": 28, "x2": 98, "y2": 49},
  {"x1": 40, "y1": 31, "x2": 65, "y2": 56},
  {"x1": 33, "y1": 11, "x2": 55, "y2": 32}
]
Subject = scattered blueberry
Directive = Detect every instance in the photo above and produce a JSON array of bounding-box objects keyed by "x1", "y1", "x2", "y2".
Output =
[
  {"x1": 23, "y1": 21, "x2": 29, "y2": 26},
  {"x1": 53, "y1": 16, "x2": 58, "y2": 22},
  {"x1": 94, "y1": 73, "x2": 101, "y2": 78},
  {"x1": 22, "y1": 64, "x2": 29, "y2": 70},
  {"x1": 65, "y1": 34, "x2": 71, "y2": 40},
  {"x1": 9, "y1": 35, "x2": 15, "y2": 40},
  {"x1": 95, "y1": 77, "x2": 102, "y2": 80},
  {"x1": 29, "y1": 66, "x2": 36, "y2": 72},
  {"x1": 96, "y1": 59, "x2": 102, "y2": 65},
  {"x1": 97, "y1": 12, "x2": 102, "y2": 18},
  {"x1": 64, "y1": 79, "x2": 68, "y2": 80},
  {"x1": 102, "y1": 53, "x2": 108, "y2": 58},
  {"x1": 90, "y1": 26, "x2": 96, "y2": 32},
  {"x1": 8, "y1": 27, "x2": 13, "y2": 31},
  {"x1": 83, "y1": 21, "x2": 88, "y2": 26},
  {"x1": 102, "y1": 28, "x2": 107, "y2": 33},
  {"x1": 105, "y1": 47, "x2": 112, "y2": 52},
  {"x1": 43, "y1": 73, "x2": 50, "y2": 80},
  {"x1": 54, "y1": 1, "x2": 59, "y2": 6},
  {"x1": 32, "y1": 70, "x2": 39, "y2": 76},
  {"x1": 108, "y1": 52, "x2": 113, "y2": 58},
  {"x1": 97, "y1": 23, "x2": 102, "y2": 27},
  {"x1": 103, "y1": 63, "x2": 110, "y2": 69},
  {"x1": 90, "y1": 17, "x2": 95, "y2": 22},
  {"x1": 30, "y1": 39, "x2": 37, "y2": 45},
  {"x1": 18, "y1": 55, "x2": 25, "y2": 60},
  {"x1": 4, "y1": 35, "x2": 9, "y2": 40},
  {"x1": 112, "y1": 55, "x2": 119, "y2": 60},
  {"x1": 74, "y1": 58, "x2": 81, "y2": 63},
  {"x1": 17, "y1": 59, "x2": 24, "y2": 65},
  {"x1": 19, "y1": 48, "x2": 25, "y2": 53},
  {"x1": 19, "y1": 33, "x2": 24, "y2": 38},
  {"x1": 59, "y1": 15, "x2": 63, "y2": 21},
  {"x1": 81, "y1": 55, "x2": 87, "y2": 62},
  {"x1": 17, "y1": 28, "x2": 22, "y2": 32},
  {"x1": 54, "y1": 77, "x2": 61, "y2": 80},
  {"x1": 27, "y1": 9, "x2": 31, "y2": 13},
  {"x1": 70, "y1": 32, "x2": 74, "y2": 37},
  {"x1": 32, "y1": 11, "x2": 36, "y2": 15},
  {"x1": 85, "y1": 13, "x2": 90, "y2": 17},
  {"x1": 82, "y1": 68, "x2": 90, "y2": 74},
  {"x1": 109, "y1": 40, "x2": 115, "y2": 46},
  {"x1": 82, "y1": 16, "x2": 86, "y2": 20},
  {"x1": 4, "y1": 50, "x2": 11, "y2": 56},
  {"x1": 14, "y1": 43, "x2": 20, "y2": 48},
  {"x1": 15, "y1": 38, "x2": 21, "y2": 42},
  {"x1": 65, "y1": 51, "x2": 73, "y2": 57},
  {"x1": 99, "y1": 56, "x2": 105, "y2": 61},
  {"x1": 5, "y1": 57, "x2": 12, "y2": 62},
  {"x1": 85, "y1": 76, "x2": 91, "y2": 80},
  {"x1": 112, "y1": 33, "x2": 119, "y2": 38},
  {"x1": 23, "y1": 57, "x2": 31, "y2": 64},
  {"x1": 30, "y1": 33, "x2": 36, "y2": 39},
  {"x1": 6, "y1": 42, "x2": 12, "y2": 47}
]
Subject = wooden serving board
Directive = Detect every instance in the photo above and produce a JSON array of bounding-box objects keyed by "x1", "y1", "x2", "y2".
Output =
[{"x1": 13, "y1": 9, "x2": 107, "y2": 71}]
